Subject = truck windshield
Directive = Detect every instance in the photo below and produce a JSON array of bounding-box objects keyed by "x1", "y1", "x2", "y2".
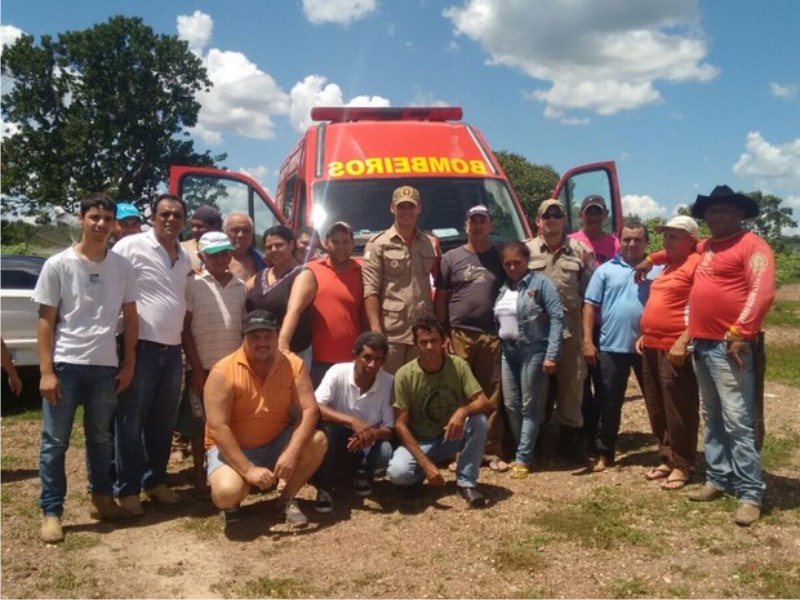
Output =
[{"x1": 311, "y1": 177, "x2": 527, "y2": 254}]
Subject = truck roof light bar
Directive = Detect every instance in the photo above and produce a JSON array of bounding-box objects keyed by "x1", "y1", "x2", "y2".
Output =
[{"x1": 311, "y1": 106, "x2": 463, "y2": 123}]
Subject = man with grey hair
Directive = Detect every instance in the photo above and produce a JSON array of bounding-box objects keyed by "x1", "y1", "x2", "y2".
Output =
[{"x1": 224, "y1": 212, "x2": 266, "y2": 282}]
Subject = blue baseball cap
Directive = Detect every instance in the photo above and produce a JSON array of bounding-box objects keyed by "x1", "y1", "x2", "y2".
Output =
[{"x1": 116, "y1": 202, "x2": 142, "y2": 221}]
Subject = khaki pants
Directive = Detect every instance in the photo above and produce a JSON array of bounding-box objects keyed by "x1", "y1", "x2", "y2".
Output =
[
  {"x1": 384, "y1": 342, "x2": 418, "y2": 375},
  {"x1": 450, "y1": 328, "x2": 505, "y2": 456},
  {"x1": 549, "y1": 334, "x2": 586, "y2": 429}
]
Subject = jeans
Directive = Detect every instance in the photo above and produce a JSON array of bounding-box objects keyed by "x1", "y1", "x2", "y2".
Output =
[
  {"x1": 114, "y1": 342, "x2": 182, "y2": 498},
  {"x1": 595, "y1": 351, "x2": 642, "y2": 461},
  {"x1": 501, "y1": 341, "x2": 547, "y2": 465},
  {"x1": 387, "y1": 414, "x2": 488, "y2": 488},
  {"x1": 39, "y1": 364, "x2": 118, "y2": 517},
  {"x1": 313, "y1": 423, "x2": 393, "y2": 491},
  {"x1": 692, "y1": 339, "x2": 764, "y2": 505}
]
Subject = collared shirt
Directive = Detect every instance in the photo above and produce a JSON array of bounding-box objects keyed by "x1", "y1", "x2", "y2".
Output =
[
  {"x1": 112, "y1": 229, "x2": 192, "y2": 345},
  {"x1": 185, "y1": 270, "x2": 247, "y2": 369},
  {"x1": 585, "y1": 255, "x2": 659, "y2": 353},
  {"x1": 204, "y1": 347, "x2": 303, "y2": 449},
  {"x1": 362, "y1": 224, "x2": 439, "y2": 343},
  {"x1": 525, "y1": 235, "x2": 594, "y2": 334},
  {"x1": 315, "y1": 362, "x2": 395, "y2": 428}
]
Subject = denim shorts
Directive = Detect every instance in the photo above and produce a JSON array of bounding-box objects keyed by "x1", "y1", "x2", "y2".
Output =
[{"x1": 205, "y1": 427, "x2": 293, "y2": 477}]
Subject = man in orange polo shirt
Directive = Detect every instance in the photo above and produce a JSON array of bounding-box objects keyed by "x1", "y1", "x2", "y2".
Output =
[{"x1": 203, "y1": 310, "x2": 327, "y2": 529}]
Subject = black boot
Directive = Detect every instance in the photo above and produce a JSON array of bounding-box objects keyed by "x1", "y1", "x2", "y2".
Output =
[{"x1": 557, "y1": 425, "x2": 587, "y2": 464}]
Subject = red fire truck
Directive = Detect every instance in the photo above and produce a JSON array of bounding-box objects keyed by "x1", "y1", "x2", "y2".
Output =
[{"x1": 169, "y1": 106, "x2": 622, "y2": 252}]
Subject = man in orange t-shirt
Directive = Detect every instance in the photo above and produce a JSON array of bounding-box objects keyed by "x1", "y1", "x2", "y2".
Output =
[
  {"x1": 203, "y1": 310, "x2": 327, "y2": 529},
  {"x1": 683, "y1": 186, "x2": 775, "y2": 527}
]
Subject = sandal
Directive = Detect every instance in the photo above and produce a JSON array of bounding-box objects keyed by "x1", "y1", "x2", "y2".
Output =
[
  {"x1": 488, "y1": 458, "x2": 509, "y2": 473},
  {"x1": 510, "y1": 464, "x2": 529, "y2": 479},
  {"x1": 644, "y1": 465, "x2": 671, "y2": 481}
]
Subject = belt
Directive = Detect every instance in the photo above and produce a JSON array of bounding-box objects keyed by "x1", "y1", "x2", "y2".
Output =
[{"x1": 138, "y1": 340, "x2": 180, "y2": 351}]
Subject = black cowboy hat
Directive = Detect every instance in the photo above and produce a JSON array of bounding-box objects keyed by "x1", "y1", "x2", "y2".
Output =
[{"x1": 691, "y1": 185, "x2": 760, "y2": 219}]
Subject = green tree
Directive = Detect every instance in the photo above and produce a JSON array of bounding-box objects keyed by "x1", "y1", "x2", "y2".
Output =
[
  {"x1": 747, "y1": 191, "x2": 797, "y2": 252},
  {"x1": 495, "y1": 150, "x2": 560, "y2": 225},
  {"x1": 1, "y1": 16, "x2": 224, "y2": 217}
]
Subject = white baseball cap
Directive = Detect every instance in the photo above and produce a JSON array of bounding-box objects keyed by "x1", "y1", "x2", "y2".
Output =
[
  {"x1": 198, "y1": 231, "x2": 234, "y2": 254},
  {"x1": 653, "y1": 215, "x2": 699, "y2": 236}
]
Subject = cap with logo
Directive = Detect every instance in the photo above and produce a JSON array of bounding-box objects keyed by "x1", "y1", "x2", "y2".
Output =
[
  {"x1": 653, "y1": 215, "x2": 699, "y2": 236},
  {"x1": 242, "y1": 310, "x2": 278, "y2": 334},
  {"x1": 198, "y1": 231, "x2": 234, "y2": 255},
  {"x1": 537, "y1": 199, "x2": 566, "y2": 216},
  {"x1": 116, "y1": 202, "x2": 142, "y2": 222},
  {"x1": 465, "y1": 204, "x2": 492, "y2": 219},
  {"x1": 580, "y1": 195, "x2": 608, "y2": 213},
  {"x1": 392, "y1": 185, "x2": 420, "y2": 206}
]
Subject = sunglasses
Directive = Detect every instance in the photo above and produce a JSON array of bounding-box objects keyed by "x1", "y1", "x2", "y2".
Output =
[{"x1": 541, "y1": 212, "x2": 564, "y2": 220}]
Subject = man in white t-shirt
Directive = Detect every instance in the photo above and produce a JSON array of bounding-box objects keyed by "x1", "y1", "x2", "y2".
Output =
[
  {"x1": 34, "y1": 193, "x2": 139, "y2": 543},
  {"x1": 111, "y1": 193, "x2": 192, "y2": 515},
  {"x1": 180, "y1": 231, "x2": 247, "y2": 490},
  {"x1": 312, "y1": 332, "x2": 395, "y2": 513}
]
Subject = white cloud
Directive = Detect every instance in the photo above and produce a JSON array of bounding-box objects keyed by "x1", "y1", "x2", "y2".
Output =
[
  {"x1": 302, "y1": 0, "x2": 377, "y2": 25},
  {"x1": 733, "y1": 131, "x2": 800, "y2": 190},
  {"x1": 288, "y1": 75, "x2": 390, "y2": 132},
  {"x1": 177, "y1": 11, "x2": 213, "y2": 55},
  {"x1": 177, "y1": 12, "x2": 290, "y2": 145},
  {"x1": 409, "y1": 88, "x2": 450, "y2": 107},
  {"x1": 1, "y1": 24, "x2": 24, "y2": 51},
  {"x1": 770, "y1": 82, "x2": 798, "y2": 99},
  {"x1": 622, "y1": 194, "x2": 667, "y2": 219},
  {"x1": 443, "y1": 0, "x2": 717, "y2": 122}
]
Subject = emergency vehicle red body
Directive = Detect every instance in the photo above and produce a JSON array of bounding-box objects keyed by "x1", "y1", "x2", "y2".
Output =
[{"x1": 170, "y1": 107, "x2": 622, "y2": 252}]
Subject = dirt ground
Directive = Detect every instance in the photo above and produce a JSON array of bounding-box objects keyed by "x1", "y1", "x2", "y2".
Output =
[{"x1": 2, "y1": 326, "x2": 799, "y2": 599}]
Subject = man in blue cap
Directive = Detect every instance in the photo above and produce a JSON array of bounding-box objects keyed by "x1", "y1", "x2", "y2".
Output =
[{"x1": 113, "y1": 202, "x2": 142, "y2": 243}]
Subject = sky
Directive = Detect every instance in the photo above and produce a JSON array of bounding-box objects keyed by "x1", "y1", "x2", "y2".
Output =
[{"x1": 2, "y1": 0, "x2": 799, "y2": 230}]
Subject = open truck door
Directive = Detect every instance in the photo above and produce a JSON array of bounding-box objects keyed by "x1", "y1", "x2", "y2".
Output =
[
  {"x1": 168, "y1": 166, "x2": 286, "y2": 237},
  {"x1": 552, "y1": 161, "x2": 622, "y2": 236}
]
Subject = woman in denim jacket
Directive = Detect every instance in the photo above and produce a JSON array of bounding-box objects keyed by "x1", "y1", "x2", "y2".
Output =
[{"x1": 494, "y1": 241, "x2": 564, "y2": 479}]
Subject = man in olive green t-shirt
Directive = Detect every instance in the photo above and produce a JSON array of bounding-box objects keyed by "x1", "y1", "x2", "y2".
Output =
[{"x1": 387, "y1": 317, "x2": 493, "y2": 508}]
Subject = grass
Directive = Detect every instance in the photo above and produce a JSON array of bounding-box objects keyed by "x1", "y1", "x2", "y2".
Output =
[
  {"x1": 529, "y1": 486, "x2": 653, "y2": 550},
  {"x1": 216, "y1": 576, "x2": 314, "y2": 599},
  {"x1": 760, "y1": 429, "x2": 800, "y2": 471},
  {"x1": 766, "y1": 342, "x2": 800, "y2": 387},
  {"x1": 494, "y1": 533, "x2": 552, "y2": 572},
  {"x1": 763, "y1": 299, "x2": 800, "y2": 326},
  {"x1": 607, "y1": 576, "x2": 653, "y2": 598},
  {"x1": 735, "y1": 562, "x2": 800, "y2": 598},
  {"x1": 180, "y1": 514, "x2": 222, "y2": 541}
]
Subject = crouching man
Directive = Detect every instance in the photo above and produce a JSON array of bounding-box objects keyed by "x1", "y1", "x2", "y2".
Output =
[
  {"x1": 312, "y1": 332, "x2": 395, "y2": 513},
  {"x1": 387, "y1": 317, "x2": 492, "y2": 508},
  {"x1": 203, "y1": 310, "x2": 327, "y2": 528}
]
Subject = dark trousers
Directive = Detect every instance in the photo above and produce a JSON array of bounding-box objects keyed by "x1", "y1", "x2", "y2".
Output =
[
  {"x1": 641, "y1": 348, "x2": 700, "y2": 470},
  {"x1": 581, "y1": 325, "x2": 602, "y2": 440},
  {"x1": 313, "y1": 423, "x2": 393, "y2": 492},
  {"x1": 595, "y1": 351, "x2": 643, "y2": 461}
]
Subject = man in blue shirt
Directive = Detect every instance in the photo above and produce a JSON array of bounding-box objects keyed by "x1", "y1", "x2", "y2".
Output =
[{"x1": 582, "y1": 220, "x2": 658, "y2": 472}]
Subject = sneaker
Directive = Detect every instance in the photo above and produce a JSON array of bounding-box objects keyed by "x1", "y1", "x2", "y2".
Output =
[
  {"x1": 687, "y1": 484, "x2": 725, "y2": 502},
  {"x1": 457, "y1": 486, "x2": 486, "y2": 509},
  {"x1": 313, "y1": 489, "x2": 334, "y2": 514},
  {"x1": 144, "y1": 484, "x2": 182, "y2": 505},
  {"x1": 281, "y1": 498, "x2": 309, "y2": 528},
  {"x1": 40, "y1": 515, "x2": 64, "y2": 543},
  {"x1": 353, "y1": 477, "x2": 372, "y2": 497},
  {"x1": 733, "y1": 502, "x2": 761, "y2": 526},
  {"x1": 118, "y1": 494, "x2": 145, "y2": 516}
]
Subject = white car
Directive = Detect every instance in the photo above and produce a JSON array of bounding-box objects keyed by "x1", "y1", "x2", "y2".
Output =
[{"x1": 1, "y1": 254, "x2": 45, "y2": 376}]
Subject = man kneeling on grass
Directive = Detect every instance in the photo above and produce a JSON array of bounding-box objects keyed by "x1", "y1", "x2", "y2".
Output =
[
  {"x1": 387, "y1": 317, "x2": 493, "y2": 508},
  {"x1": 312, "y1": 332, "x2": 395, "y2": 514},
  {"x1": 203, "y1": 310, "x2": 327, "y2": 528}
]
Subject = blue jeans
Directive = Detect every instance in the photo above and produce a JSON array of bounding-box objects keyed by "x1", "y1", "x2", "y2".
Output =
[
  {"x1": 39, "y1": 364, "x2": 118, "y2": 517},
  {"x1": 313, "y1": 423, "x2": 393, "y2": 491},
  {"x1": 387, "y1": 414, "x2": 488, "y2": 488},
  {"x1": 693, "y1": 339, "x2": 764, "y2": 505},
  {"x1": 501, "y1": 341, "x2": 547, "y2": 465},
  {"x1": 114, "y1": 342, "x2": 182, "y2": 498},
  {"x1": 595, "y1": 351, "x2": 642, "y2": 461}
]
